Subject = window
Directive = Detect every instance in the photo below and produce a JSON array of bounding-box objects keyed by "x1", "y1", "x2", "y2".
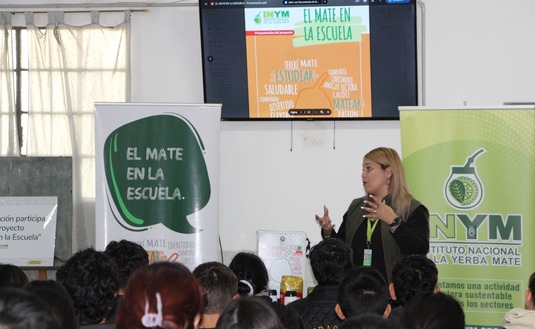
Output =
[{"x1": 0, "y1": 11, "x2": 130, "y2": 254}]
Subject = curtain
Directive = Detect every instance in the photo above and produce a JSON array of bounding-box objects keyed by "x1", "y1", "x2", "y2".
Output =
[
  {"x1": 0, "y1": 13, "x2": 19, "y2": 156},
  {"x1": 23, "y1": 11, "x2": 131, "y2": 257}
]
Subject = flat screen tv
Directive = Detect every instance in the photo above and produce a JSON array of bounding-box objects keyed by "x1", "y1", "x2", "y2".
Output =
[{"x1": 199, "y1": 0, "x2": 417, "y2": 120}]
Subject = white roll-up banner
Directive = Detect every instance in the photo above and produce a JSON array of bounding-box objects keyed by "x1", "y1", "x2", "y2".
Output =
[{"x1": 95, "y1": 103, "x2": 221, "y2": 270}]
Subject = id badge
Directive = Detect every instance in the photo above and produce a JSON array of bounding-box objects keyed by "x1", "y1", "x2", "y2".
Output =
[{"x1": 363, "y1": 248, "x2": 372, "y2": 266}]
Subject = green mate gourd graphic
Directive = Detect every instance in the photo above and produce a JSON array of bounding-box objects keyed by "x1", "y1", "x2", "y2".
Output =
[
  {"x1": 444, "y1": 149, "x2": 485, "y2": 210},
  {"x1": 104, "y1": 114, "x2": 210, "y2": 233}
]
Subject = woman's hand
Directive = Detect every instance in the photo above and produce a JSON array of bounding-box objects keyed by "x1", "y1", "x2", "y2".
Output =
[
  {"x1": 315, "y1": 205, "x2": 336, "y2": 235},
  {"x1": 361, "y1": 195, "x2": 398, "y2": 224}
]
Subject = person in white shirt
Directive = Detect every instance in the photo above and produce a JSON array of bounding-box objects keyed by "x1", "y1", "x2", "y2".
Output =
[{"x1": 503, "y1": 271, "x2": 535, "y2": 329}]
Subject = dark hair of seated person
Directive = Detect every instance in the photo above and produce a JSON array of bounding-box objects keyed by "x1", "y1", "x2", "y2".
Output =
[
  {"x1": 337, "y1": 266, "x2": 390, "y2": 319},
  {"x1": 528, "y1": 271, "x2": 535, "y2": 307},
  {"x1": 228, "y1": 252, "x2": 305, "y2": 329},
  {"x1": 56, "y1": 248, "x2": 119, "y2": 325},
  {"x1": 309, "y1": 238, "x2": 354, "y2": 286},
  {"x1": 391, "y1": 254, "x2": 438, "y2": 306},
  {"x1": 0, "y1": 287, "x2": 60, "y2": 329},
  {"x1": 216, "y1": 297, "x2": 284, "y2": 329},
  {"x1": 192, "y1": 261, "x2": 238, "y2": 315},
  {"x1": 104, "y1": 240, "x2": 150, "y2": 323},
  {"x1": 228, "y1": 252, "x2": 269, "y2": 296},
  {"x1": 400, "y1": 291, "x2": 465, "y2": 329},
  {"x1": 24, "y1": 280, "x2": 78, "y2": 329},
  {"x1": 0, "y1": 263, "x2": 29, "y2": 288},
  {"x1": 104, "y1": 239, "x2": 149, "y2": 289}
]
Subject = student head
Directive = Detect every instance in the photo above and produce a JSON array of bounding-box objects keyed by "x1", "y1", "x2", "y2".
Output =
[
  {"x1": 56, "y1": 248, "x2": 119, "y2": 325},
  {"x1": 105, "y1": 239, "x2": 149, "y2": 290},
  {"x1": 0, "y1": 287, "x2": 59, "y2": 329},
  {"x1": 526, "y1": 271, "x2": 535, "y2": 310},
  {"x1": 0, "y1": 264, "x2": 29, "y2": 288},
  {"x1": 336, "y1": 266, "x2": 390, "y2": 320},
  {"x1": 401, "y1": 292, "x2": 465, "y2": 329},
  {"x1": 24, "y1": 280, "x2": 78, "y2": 329},
  {"x1": 193, "y1": 262, "x2": 238, "y2": 329},
  {"x1": 228, "y1": 252, "x2": 269, "y2": 296},
  {"x1": 309, "y1": 238, "x2": 353, "y2": 286},
  {"x1": 193, "y1": 262, "x2": 238, "y2": 315},
  {"x1": 216, "y1": 297, "x2": 284, "y2": 329},
  {"x1": 390, "y1": 255, "x2": 439, "y2": 306},
  {"x1": 340, "y1": 313, "x2": 400, "y2": 329},
  {"x1": 116, "y1": 262, "x2": 204, "y2": 329}
]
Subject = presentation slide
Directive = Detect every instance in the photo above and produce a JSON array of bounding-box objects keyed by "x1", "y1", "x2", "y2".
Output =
[
  {"x1": 245, "y1": 6, "x2": 371, "y2": 118},
  {"x1": 200, "y1": 0, "x2": 417, "y2": 120}
]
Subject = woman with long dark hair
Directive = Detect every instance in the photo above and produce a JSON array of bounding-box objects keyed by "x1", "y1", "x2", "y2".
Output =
[{"x1": 216, "y1": 297, "x2": 284, "y2": 329}]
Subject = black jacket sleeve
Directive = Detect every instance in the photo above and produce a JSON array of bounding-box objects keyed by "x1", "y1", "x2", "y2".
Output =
[{"x1": 392, "y1": 205, "x2": 430, "y2": 254}]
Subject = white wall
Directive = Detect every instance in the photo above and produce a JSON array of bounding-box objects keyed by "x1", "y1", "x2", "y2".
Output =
[
  {"x1": 422, "y1": 0, "x2": 535, "y2": 106},
  {"x1": 126, "y1": 0, "x2": 535, "y2": 268},
  {"x1": 126, "y1": 1, "x2": 535, "y2": 289},
  {"x1": 128, "y1": 6, "x2": 405, "y2": 288},
  {"x1": 3, "y1": 0, "x2": 534, "y2": 287}
]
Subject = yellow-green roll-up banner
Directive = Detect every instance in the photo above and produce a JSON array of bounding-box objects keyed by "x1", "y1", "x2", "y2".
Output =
[{"x1": 400, "y1": 105, "x2": 535, "y2": 329}]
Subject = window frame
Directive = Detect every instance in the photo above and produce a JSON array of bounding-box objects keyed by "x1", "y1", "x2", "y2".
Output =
[{"x1": 12, "y1": 26, "x2": 28, "y2": 155}]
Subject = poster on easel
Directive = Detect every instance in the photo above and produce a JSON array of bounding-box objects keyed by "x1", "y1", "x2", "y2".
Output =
[
  {"x1": 257, "y1": 230, "x2": 307, "y2": 299},
  {"x1": 95, "y1": 103, "x2": 221, "y2": 270},
  {"x1": 400, "y1": 105, "x2": 535, "y2": 328},
  {"x1": 0, "y1": 196, "x2": 58, "y2": 266}
]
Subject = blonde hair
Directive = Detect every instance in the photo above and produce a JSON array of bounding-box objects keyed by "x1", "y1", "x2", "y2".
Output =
[{"x1": 364, "y1": 147, "x2": 413, "y2": 220}]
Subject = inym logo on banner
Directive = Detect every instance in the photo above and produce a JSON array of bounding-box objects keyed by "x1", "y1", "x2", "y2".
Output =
[
  {"x1": 430, "y1": 147, "x2": 522, "y2": 267},
  {"x1": 444, "y1": 148, "x2": 485, "y2": 210}
]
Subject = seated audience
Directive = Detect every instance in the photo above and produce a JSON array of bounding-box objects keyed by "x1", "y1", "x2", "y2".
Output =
[
  {"x1": 56, "y1": 248, "x2": 119, "y2": 327},
  {"x1": 216, "y1": 297, "x2": 284, "y2": 329},
  {"x1": 0, "y1": 263, "x2": 29, "y2": 288},
  {"x1": 389, "y1": 255, "x2": 439, "y2": 320},
  {"x1": 288, "y1": 238, "x2": 353, "y2": 329},
  {"x1": 193, "y1": 261, "x2": 238, "y2": 329},
  {"x1": 0, "y1": 287, "x2": 59, "y2": 329},
  {"x1": 503, "y1": 271, "x2": 535, "y2": 329},
  {"x1": 336, "y1": 266, "x2": 391, "y2": 321},
  {"x1": 229, "y1": 252, "x2": 304, "y2": 329},
  {"x1": 400, "y1": 291, "x2": 464, "y2": 329},
  {"x1": 116, "y1": 262, "x2": 204, "y2": 329},
  {"x1": 24, "y1": 280, "x2": 79, "y2": 329},
  {"x1": 104, "y1": 239, "x2": 149, "y2": 322},
  {"x1": 340, "y1": 313, "x2": 400, "y2": 329}
]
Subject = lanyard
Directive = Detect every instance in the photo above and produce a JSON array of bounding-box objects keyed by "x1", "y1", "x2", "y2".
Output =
[{"x1": 366, "y1": 218, "x2": 379, "y2": 249}]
